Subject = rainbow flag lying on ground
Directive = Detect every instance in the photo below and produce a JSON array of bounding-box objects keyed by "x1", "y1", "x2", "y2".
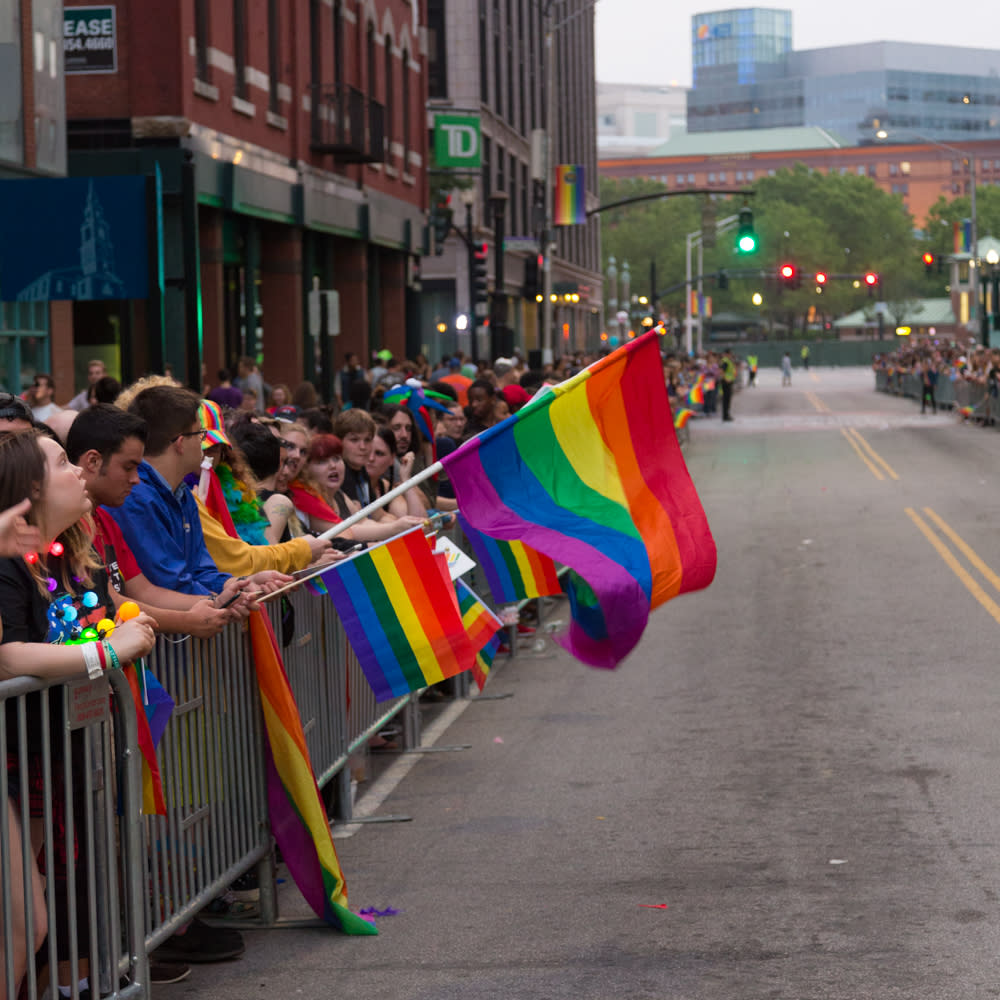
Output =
[
  {"x1": 249, "y1": 611, "x2": 376, "y2": 935},
  {"x1": 457, "y1": 514, "x2": 562, "y2": 604},
  {"x1": 124, "y1": 664, "x2": 172, "y2": 815},
  {"x1": 442, "y1": 331, "x2": 717, "y2": 669},
  {"x1": 320, "y1": 527, "x2": 475, "y2": 701}
]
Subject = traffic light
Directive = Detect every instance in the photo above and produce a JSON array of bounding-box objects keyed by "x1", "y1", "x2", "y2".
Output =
[
  {"x1": 472, "y1": 243, "x2": 489, "y2": 310},
  {"x1": 430, "y1": 198, "x2": 453, "y2": 255},
  {"x1": 864, "y1": 271, "x2": 879, "y2": 296},
  {"x1": 814, "y1": 271, "x2": 828, "y2": 287},
  {"x1": 717, "y1": 270, "x2": 729, "y2": 290},
  {"x1": 778, "y1": 263, "x2": 800, "y2": 289},
  {"x1": 922, "y1": 251, "x2": 934, "y2": 275},
  {"x1": 523, "y1": 253, "x2": 541, "y2": 299},
  {"x1": 736, "y1": 205, "x2": 757, "y2": 254}
]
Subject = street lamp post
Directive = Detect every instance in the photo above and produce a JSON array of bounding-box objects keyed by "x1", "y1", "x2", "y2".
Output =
[
  {"x1": 876, "y1": 128, "x2": 978, "y2": 334},
  {"x1": 488, "y1": 191, "x2": 509, "y2": 361},
  {"x1": 460, "y1": 187, "x2": 477, "y2": 362}
]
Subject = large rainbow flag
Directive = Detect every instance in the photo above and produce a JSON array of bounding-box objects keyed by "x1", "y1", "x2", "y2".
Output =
[
  {"x1": 441, "y1": 331, "x2": 717, "y2": 669},
  {"x1": 249, "y1": 611, "x2": 376, "y2": 935},
  {"x1": 457, "y1": 514, "x2": 562, "y2": 604},
  {"x1": 320, "y1": 527, "x2": 475, "y2": 701}
]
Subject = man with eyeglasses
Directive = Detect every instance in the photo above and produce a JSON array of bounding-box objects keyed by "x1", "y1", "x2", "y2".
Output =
[{"x1": 109, "y1": 385, "x2": 290, "y2": 601}]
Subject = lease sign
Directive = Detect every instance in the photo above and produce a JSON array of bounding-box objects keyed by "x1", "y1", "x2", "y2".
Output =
[{"x1": 64, "y1": 6, "x2": 117, "y2": 74}]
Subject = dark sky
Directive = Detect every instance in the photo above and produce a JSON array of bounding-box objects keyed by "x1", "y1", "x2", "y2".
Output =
[{"x1": 596, "y1": 2, "x2": 1000, "y2": 87}]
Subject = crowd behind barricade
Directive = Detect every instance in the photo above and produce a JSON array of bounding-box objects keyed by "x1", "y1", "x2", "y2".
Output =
[
  {"x1": 871, "y1": 336, "x2": 1000, "y2": 422},
  {"x1": 0, "y1": 343, "x2": 662, "y2": 1000},
  {"x1": 662, "y1": 348, "x2": 745, "y2": 424}
]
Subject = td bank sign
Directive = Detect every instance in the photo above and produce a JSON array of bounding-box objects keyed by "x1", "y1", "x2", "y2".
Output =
[{"x1": 433, "y1": 114, "x2": 481, "y2": 170}]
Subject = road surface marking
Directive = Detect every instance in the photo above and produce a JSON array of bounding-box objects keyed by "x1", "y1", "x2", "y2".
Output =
[
  {"x1": 840, "y1": 427, "x2": 884, "y2": 480},
  {"x1": 905, "y1": 507, "x2": 1000, "y2": 627},
  {"x1": 921, "y1": 507, "x2": 1000, "y2": 594},
  {"x1": 843, "y1": 427, "x2": 899, "y2": 480}
]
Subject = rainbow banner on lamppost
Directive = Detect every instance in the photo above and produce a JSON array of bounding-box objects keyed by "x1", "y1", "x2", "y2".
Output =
[{"x1": 554, "y1": 164, "x2": 587, "y2": 225}]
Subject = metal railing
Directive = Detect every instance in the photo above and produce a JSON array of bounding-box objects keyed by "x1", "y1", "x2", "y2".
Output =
[{"x1": 309, "y1": 84, "x2": 385, "y2": 163}]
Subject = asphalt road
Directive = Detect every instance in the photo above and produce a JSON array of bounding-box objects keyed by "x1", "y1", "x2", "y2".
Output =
[{"x1": 186, "y1": 367, "x2": 1000, "y2": 999}]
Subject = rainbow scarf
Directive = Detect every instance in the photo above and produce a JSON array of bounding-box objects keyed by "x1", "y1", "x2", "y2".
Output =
[
  {"x1": 441, "y1": 331, "x2": 717, "y2": 669},
  {"x1": 249, "y1": 611, "x2": 376, "y2": 934},
  {"x1": 457, "y1": 514, "x2": 562, "y2": 604},
  {"x1": 320, "y1": 527, "x2": 475, "y2": 701}
]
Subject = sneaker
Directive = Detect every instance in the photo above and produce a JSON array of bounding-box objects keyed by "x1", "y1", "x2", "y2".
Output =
[
  {"x1": 152, "y1": 918, "x2": 245, "y2": 964},
  {"x1": 230, "y1": 871, "x2": 260, "y2": 903},
  {"x1": 149, "y1": 960, "x2": 192, "y2": 984}
]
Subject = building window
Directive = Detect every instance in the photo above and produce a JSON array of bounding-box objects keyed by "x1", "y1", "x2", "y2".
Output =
[
  {"x1": 889, "y1": 163, "x2": 898, "y2": 176},
  {"x1": 384, "y1": 39, "x2": 394, "y2": 162},
  {"x1": 746, "y1": 170, "x2": 754, "y2": 181},
  {"x1": 735, "y1": 170, "x2": 744, "y2": 182},
  {"x1": 676, "y1": 174, "x2": 685, "y2": 186},
  {"x1": 367, "y1": 22, "x2": 377, "y2": 100},
  {"x1": 857, "y1": 165, "x2": 866, "y2": 175},
  {"x1": 233, "y1": 0, "x2": 248, "y2": 99},
  {"x1": 195, "y1": 0, "x2": 210, "y2": 80},
  {"x1": 707, "y1": 172, "x2": 716, "y2": 183},
  {"x1": 427, "y1": 0, "x2": 447, "y2": 99},
  {"x1": 401, "y1": 46, "x2": 410, "y2": 162},
  {"x1": 900, "y1": 161, "x2": 910, "y2": 175},
  {"x1": 719, "y1": 171, "x2": 726, "y2": 182},
  {"x1": 267, "y1": 0, "x2": 280, "y2": 113},
  {"x1": 687, "y1": 173, "x2": 695, "y2": 184}
]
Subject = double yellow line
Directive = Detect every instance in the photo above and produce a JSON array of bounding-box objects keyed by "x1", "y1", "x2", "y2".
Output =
[
  {"x1": 840, "y1": 428, "x2": 899, "y2": 481},
  {"x1": 906, "y1": 507, "x2": 1000, "y2": 626}
]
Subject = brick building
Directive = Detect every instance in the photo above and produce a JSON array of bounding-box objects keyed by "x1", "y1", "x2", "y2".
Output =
[
  {"x1": 0, "y1": 0, "x2": 69, "y2": 395},
  {"x1": 66, "y1": 0, "x2": 427, "y2": 399},
  {"x1": 599, "y1": 128, "x2": 1000, "y2": 229}
]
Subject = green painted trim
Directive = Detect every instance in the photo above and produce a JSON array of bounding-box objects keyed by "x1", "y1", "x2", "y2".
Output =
[
  {"x1": 198, "y1": 192, "x2": 225, "y2": 208},
  {"x1": 234, "y1": 203, "x2": 298, "y2": 224}
]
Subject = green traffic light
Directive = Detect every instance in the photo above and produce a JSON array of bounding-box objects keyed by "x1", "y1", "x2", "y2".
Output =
[{"x1": 737, "y1": 233, "x2": 757, "y2": 253}]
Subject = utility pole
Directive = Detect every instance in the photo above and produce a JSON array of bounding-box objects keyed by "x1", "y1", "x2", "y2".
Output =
[{"x1": 540, "y1": 0, "x2": 556, "y2": 364}]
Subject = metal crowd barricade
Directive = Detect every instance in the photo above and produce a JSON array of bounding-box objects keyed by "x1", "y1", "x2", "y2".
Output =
[
  {"x1": 0, "y1": 671, "x2": 147, "y2": 1000},
  {"x1": 141, "y1": 627, "x2": 270, "y2": 950},
  {"x1": 876, "y1": 370, "x2": 986, "y2": 417}
]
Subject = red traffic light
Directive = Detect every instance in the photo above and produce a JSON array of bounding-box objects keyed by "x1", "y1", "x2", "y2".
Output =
[
  {"x1": 864, "y1": 271, "x2": 878, "y2": 286},
  {"x1": 922, "y1": 252, "x2": 934, "y2": 266},
  {"x1": 779, "y1": 264, "x2": 795, "y2": 279},
  {"x1": 815, "y1": 271, "x2": 828, "y2": 285}
]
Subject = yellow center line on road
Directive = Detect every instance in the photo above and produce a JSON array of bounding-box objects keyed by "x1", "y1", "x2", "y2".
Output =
[
  {"x1": 805, "y1": 391, "x2": 830, "y2": 413},
  {"x1": 809, "y1": 372, "x2": 820, "y2": 383},
  {"x1": 840, "y1": 427, "x2": 884, "y2": 480},
  {"x1": 842, "y1": 427, "x2": 900, "y2": 481},
  {"x1": 905, "y1": 507, "x2": 1000, "y2": 627},
  {"x1": 921, "y1": 507, "x2": 1000, "y2": 595}
]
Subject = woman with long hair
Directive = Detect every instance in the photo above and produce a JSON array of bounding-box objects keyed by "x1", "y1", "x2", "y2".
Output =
[
  {"x1": 0, "y1": 430, "x2": 156, "y2": 999},
  {"x1": 367, "y1": 427, "x2": 427, "y2": 518},
  {"x1": 299, "y1": 435, "x2": 424, "y2": 542}
]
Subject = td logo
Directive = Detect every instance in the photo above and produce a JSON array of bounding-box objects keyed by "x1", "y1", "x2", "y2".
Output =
[{"x1": 433, "y1": 114, "x2": 482, "y2": 169}]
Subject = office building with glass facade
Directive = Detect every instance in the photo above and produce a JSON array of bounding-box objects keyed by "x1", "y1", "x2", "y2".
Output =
[{"x1": 689, "y1": 8, "x2": 1000, "y2": 146}]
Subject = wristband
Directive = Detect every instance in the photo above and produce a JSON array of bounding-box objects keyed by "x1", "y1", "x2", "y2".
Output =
[
  {"x1": 104, "y1": 641, "x2": 121, "y2": 671},
  {"x1": 81, "y1": 643, "x2": 103, "y2": 680},
  {"x1": 96, "y1": 641, "x2": 108, "y2": 672}
]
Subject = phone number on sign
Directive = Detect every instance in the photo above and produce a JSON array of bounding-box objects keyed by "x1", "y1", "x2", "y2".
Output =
[{"x1": 64, "y1": 36, "x2": 114, "y2": 51}]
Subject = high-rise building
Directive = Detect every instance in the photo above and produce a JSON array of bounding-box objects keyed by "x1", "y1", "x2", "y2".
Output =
[
  {"x1": 597, "y1": 83, "x2": 687, "y2": 158},
  {"x1": 688, "y1": 8, "x2": 1000, "y2": 146},
  {"x1": 423, "y1": 0, "x2": 603, "y2": 361}
]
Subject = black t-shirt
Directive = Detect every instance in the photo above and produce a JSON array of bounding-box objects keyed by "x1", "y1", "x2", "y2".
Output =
[{"x1": 0, "y1": 553, "x2": 115, "y2": 755}]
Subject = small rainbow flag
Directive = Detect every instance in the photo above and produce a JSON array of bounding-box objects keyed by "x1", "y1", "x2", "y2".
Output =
[
  {"x1": 456, "y1": 579, "x2": 504, "y2": 653},
  {"x1": 124, "y1": 664, "x2": 172, "y2": 815},
  {"x1": 553, "y1": 164, "x2": 587, "y2": 226},
  {"x1": 442, "y1": 331, "x2": 717, "y2": 669},
  {"x1": 674, "y1": 407, "x2": 695, "y2": 430},
  {"x1": 320, "y1": 527, "x2": 475, "y2": 701},
  {"x1": 687, "y1": 381, "x2": 705, "y2": 407},
  {"x1": 473, "y1": 634, "x2": 502, "y2": 692},
  {"x1": 457, "y1": 513, "x2": 562, "y2": 605}
]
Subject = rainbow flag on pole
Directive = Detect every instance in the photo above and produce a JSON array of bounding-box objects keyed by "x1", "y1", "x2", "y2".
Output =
[
  {"x1": 124, "y1": 664, "x2": 171, "y2": 815},
  {"x1": 553, "y1": 164, "x2": 587, "y2": 226},
  {"x1": 320, "y1": 527, "x2": 475, "y2": 701},
  {"x1": 249, "y1": 611, "x2": 377, "y2": 935},
  {"x1": 455, "y1": 579, "x2": 504, "y2": 651},
  {"x1": 457, "y1": 514, "x2": 562, "y2": 604},
  {"x1": 472, "y1": 634, "x2": 502, "y2": 692},
  {"x1": 442, "y1": 331, "x2": 717, "y2": 669}
]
